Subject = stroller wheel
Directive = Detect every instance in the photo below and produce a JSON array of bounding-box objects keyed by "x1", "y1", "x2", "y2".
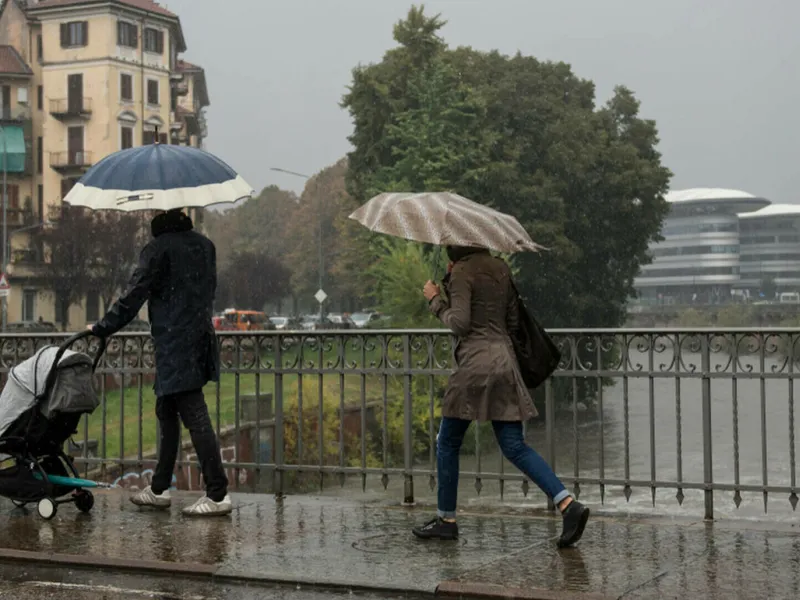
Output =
[
  {"x1": 74, "y1": 490, "x2": 94, "y2": 513},
  {"x1": 37, "y1": 498, "x2": 57, "y2": 520}
]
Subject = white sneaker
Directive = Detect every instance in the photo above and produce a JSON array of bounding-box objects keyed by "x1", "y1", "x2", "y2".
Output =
[
  {"x1": 130, "y1": 486, "x2": 171, "y2": 508},
  {"x1": 182, "y1": 494, "x2": 232, "y2": 517}
]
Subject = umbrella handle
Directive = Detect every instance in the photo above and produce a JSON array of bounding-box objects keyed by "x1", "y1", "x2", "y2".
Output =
[{"x1": 430, "y1": 246, "x2": 442, "y2": 282}]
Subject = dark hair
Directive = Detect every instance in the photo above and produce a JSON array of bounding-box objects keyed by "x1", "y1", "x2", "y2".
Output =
[
  {"x1": 445, "y1": 245, "x2": 488, "y2": 263},
  {"x1": 151, "y1": 208, "x2": 193, "y2": 237}
]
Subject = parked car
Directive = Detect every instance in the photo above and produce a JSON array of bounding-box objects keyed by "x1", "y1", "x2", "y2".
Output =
[
  {"x1": 214, "y1": 309, "x2": 275, "y2": 331},
  {"x1": 350, "y1": 312, "x2": 383, "y2": 329},
  {"x1": 326, "y1": 314, "x2": 356, "y2": 330},
  {"x1": 269, "y1": 316, "x2": 302, "y2": 330}
]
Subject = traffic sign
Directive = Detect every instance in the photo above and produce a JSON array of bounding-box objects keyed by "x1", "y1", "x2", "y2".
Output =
[
  {"x1": 314, "y1": 289, "x2": 328, "y2": 304},
  {"x1": 0, "y1": 273, "x2": 10, "y2": 297}
]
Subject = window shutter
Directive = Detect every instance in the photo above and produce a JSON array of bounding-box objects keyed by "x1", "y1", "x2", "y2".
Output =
[
  {"x1": 157, "y1": 31, "x2": 164, "y2": 54},
  {"x1": 60, "y1": 23, "x2": 68, "y2": 47},
  {"x1": 133, "y1": 24, "x2": 139, "y2": 48},
  {"x1": 117, "y1": 21, "x2": 122, "y2": 45},
  {"x1": 158, "y1": 133, "x2": 168, "y2": 145},
  {"x1": 82, "y1": 21, "x2": 88, "y2": 46}
]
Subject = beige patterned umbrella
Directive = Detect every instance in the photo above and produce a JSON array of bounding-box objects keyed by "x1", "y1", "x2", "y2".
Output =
[{"x1": 349, "y1": 192, "x2": 544, "y2": 253}]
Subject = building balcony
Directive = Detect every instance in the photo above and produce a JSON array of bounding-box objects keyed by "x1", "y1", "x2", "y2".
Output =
[
  {"x1": 0, "y1": 104, "x2": 32, "y2": 124},
  {"x1": 174, "y1": 82, "x2": 189, "y2": 96},
  {"x1": 11, "y1": 247, "x2": 42, "y2": 265},
  {"x1": 3, "y1": 206, "x2": 35, "y2": 228},
  {"x1": 49, "y1": 97, "x2": 92, "y2": 120},
  {"x1": 50, "y1": 151, "x2": 92, "y2": 173}
]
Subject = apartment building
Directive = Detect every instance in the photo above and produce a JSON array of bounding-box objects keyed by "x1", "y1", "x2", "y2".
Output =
[{"x1": 0, "y1": 0, "x2": 210, "y2": 329}]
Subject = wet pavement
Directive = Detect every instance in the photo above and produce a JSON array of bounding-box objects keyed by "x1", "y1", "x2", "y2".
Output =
[
  {"x1": 0, "y1": 563, "x2": 416, "y2": 600},
  {"x1": 1, "y1": 491, "x2": 799, "y2": 599}
]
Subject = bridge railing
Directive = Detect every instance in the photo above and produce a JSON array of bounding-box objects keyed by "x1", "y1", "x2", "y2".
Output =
[{"x1": 1, "y1": 328, "x2": 798, "y2": 519}]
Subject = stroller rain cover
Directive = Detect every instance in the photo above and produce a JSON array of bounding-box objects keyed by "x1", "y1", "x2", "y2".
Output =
[{"x1": 0, "y1": 346, "x2": 99, "y2": 443}]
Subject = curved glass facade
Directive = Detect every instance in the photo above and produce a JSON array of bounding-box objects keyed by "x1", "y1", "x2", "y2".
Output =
[
  {"x1": 738, "y1": 212, "x2": 800, "y2": 294},
  {"x1": 634, "y1": 193, "x2": 770, "y2": 305}
]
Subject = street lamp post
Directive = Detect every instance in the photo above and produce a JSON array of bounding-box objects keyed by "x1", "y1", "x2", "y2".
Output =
[{"x1": 270, "y1": 167, "x2": 325, "y2": 321}]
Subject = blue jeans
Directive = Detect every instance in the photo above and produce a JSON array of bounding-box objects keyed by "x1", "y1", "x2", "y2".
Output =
[{"x1": 436, "y1": 417, "x2": 570, "y2": 519}]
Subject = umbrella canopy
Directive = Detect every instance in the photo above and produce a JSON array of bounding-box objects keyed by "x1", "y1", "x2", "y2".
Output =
[
  {"x1": 63, "y1": 144, "x2": 254, "y2": 212},
  {"x1": 349, "y1": 192, "x2": 544, "y2": 254}
]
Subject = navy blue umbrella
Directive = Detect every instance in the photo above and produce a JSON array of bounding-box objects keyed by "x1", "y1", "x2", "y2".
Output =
[{"x1": 63, "y1": 144, "x2": 253, "y2": 212}]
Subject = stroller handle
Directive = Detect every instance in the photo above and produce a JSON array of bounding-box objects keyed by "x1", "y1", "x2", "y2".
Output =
[{"x1": 40, "y1": 331, "x2": 107, "y2": 401}]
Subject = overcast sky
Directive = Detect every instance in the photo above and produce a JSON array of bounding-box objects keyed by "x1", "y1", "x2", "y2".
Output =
[{"x1": 163, "y1": 0, "x2": 799, "y2": 203}]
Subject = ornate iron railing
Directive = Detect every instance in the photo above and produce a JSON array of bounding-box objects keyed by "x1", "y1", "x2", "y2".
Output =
[{"x1": 1, "y1": 328, "x2": 798, "y2": 520}]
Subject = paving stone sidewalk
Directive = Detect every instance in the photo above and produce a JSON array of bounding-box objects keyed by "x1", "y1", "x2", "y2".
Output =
[{"x1": 1, "y1": 491, "x2": 799, "y2": 599}]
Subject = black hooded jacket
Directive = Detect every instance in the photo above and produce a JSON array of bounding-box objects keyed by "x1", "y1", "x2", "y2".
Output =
[{"x1": 92, "y1": 210, "x2": 219, "y2": 396}]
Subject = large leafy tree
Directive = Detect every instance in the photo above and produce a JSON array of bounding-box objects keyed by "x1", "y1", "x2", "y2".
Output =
[
  {"x1": 40, "y1": 206, "x2": 98, "y2": 330},
  {"x1": 216, "y1": 249, "x2": 292, "y2": 311},
  {"x1": 90, "y1": 212, "x2": 149, "y2": 311},
  {"x1": 342, "y1": 5, "x2": 671, "y2": 328}
]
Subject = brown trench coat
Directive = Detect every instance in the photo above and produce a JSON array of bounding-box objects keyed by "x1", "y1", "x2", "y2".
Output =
[{"x1": 429, "y1": 252, "x2": 538, "y2": 422}]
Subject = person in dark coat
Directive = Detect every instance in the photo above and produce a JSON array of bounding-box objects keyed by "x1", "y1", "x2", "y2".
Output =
[
  {"x1": 91, "y1": 208, "x2": 231, "y2": 516},
  {"x1": 412, "y1": 246, "x2": 589, "y2": 546}
]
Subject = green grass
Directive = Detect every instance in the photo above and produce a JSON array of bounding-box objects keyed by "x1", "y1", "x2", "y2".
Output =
[{"x1": 80, "y1": 371, "x2": 403, "y2": 461}]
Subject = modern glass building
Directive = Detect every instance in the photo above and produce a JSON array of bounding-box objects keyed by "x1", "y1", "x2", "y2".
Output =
[
  {"x1": 738, "y1": 204, "x2": 800, "y2": 296},
  {"x1": 634, "y1": 188, "x2": 770, "y2": 305}
]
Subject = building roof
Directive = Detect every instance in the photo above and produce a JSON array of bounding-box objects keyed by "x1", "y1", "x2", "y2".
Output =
[
  {"x1": 738, "y1": 204, "x2": 800, "y2": 220},
  {"x1": 177, "y1": 59, "x2": 201, "y2": 72},
  {"x1": 0, "y1": 44, "x2": 32, "y2": 75},
  {"x1": 28, "y1": 0, "x2": 177, "y2": 18},
  {"x1": 665, "y1": 188, "x2": 758, "y2": 203}
]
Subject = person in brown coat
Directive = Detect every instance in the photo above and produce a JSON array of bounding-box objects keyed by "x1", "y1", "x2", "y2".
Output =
[{"x1": 412, "y1": 246, "x2": 589, "y2": 546}]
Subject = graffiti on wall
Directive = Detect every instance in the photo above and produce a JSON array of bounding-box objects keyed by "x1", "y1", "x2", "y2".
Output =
[
  {"x1": 112, "y1": 469, "x2": 177, "y2": 491},
  {"x1": 185, "y1": 446, "x2": 247, "y2": 490}
]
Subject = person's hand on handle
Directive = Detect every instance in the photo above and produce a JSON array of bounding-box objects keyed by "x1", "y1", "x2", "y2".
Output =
[
  {"x1": 423, "y1": 280, "x2": 441, "y2": 302},
  {"x1": 447, "y1": 261, "x2": 454, "y2": 273}
]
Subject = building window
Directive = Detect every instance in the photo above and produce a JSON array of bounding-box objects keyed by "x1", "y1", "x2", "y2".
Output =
[
  {"x1": 37, "y1": 136, "x2": 42, "y2": 174},
  {"x1": 117, "y1": 21, "x2": 137, "y2": 48},
  {"x1": 37, "y1": 184, "x2": 43, "y2": 222},
  {"x1": 37, "y1": 35, "x2": 43, "y2": 62},
  {"x1": 3, "y1": 184, "x2": 19, "y2": 209},
  {"x1": 121, "y1": 126, "x2": 133, "y2": 149},
  {"x1": 147, "y1": 79, "x2": 159, "y2": 105},
  {"x1": 60, "y1": 21, "x2": 88, "y2": 48},
  {"x1": 144, "y1": 28, "x2": 164, "y2": 54},
  {"x1": 120, "y1": 73, "x2": 133, "y2": 102},
  {"x1": 142, "y1": 130, "x2": 168, "y2": 145},
  {"x1": 85, "y1": 291, "x2": 100, "y2": 323},
  {"x1": 37, "y1": 85, "x2": 43, "y2": 110},
  {"x1": 22, "y1": 290, "x2": 36, "y2": 322},
  {"x1": 56, "y1": 296, "x2": 68, "y2": 328},
  {"x1": 61, "y1": 178, "x2": 78, "y2": 198}
]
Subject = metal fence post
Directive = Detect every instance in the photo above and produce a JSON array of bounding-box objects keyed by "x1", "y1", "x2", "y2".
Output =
[
  {"x1": 403, "y1": 334, "x2": 415, "y2": 505},
  {"x1": 701, "y1": 333, "x2": 714, "y2": 520},
  {"x1": 273, "y1": 338, "x2": 285, "y2": 498},
  {"x1": 545, "y1": 380, "x2": 556, "y2": 512}
]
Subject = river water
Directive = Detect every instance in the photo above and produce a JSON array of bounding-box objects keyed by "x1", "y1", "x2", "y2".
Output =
[{"x1": 324, "y1": 350, "x2": 800, "y2": 522}]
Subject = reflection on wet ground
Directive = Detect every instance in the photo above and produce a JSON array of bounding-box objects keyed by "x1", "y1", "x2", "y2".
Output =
[{"x1": 1, "y1": 491, "x2": 799, "y2": 599}]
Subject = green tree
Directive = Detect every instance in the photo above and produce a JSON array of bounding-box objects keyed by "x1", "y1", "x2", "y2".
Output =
[
  {"x1": 40, "y1": 206, "x2": 98, "y2": 331},
  {"x1": 342, "y1": 5, "x2": 671, "y2": 331},
  {"x1": 367, "y1": 237, "x2": 447, "y2": 328},
  {"x1": 216, "y1": 250, "x2": 292, "y2": 311}
]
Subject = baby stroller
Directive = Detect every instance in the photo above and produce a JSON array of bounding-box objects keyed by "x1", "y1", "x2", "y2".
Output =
[{"x1": 0, "y1": 331, "x2": 106, "y2": 519}]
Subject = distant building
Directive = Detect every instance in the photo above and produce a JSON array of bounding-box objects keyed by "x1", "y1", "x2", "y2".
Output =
[
  {"x1": 738, "y1": 204, "x2": 800, "y2": 296},
  {"x1": 634, "y1": 188, "x2": 769, "y2": 305},
  {"x1": 0, "y1": 0, "x2": 210, "y2": 328}
]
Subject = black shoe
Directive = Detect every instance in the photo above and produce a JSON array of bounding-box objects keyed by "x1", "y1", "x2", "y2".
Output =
[
  {"x1": 412, "y1": 517, "x2": 458, "y2": 540},
  {"x1": 558, "y1": 501, "x2": 589, "y2": 548}
]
